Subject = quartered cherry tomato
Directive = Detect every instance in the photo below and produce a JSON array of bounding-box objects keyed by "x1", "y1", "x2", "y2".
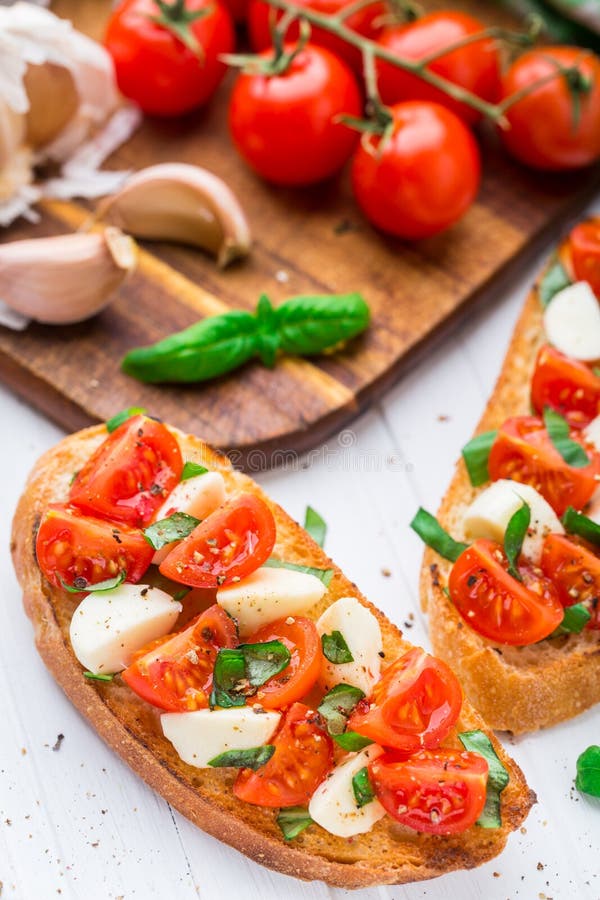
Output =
[
  {"x1": 370, "y1": 748, "x2": 488, "y2": 834},
  {"x1": 376, "y1": 12, "x2": 501, "y2": 125},
  {"x1": 246, "y1": 617, "x2": 323, "y2": 709},
  {"x1": 159, "y1": 493, "x2": 276, "y2": 588},
  {"x1": 531, "y1": 345, "x2": 600, "y2": 429},
  {"x1": 488, "y1": 415, "x2": 600, "y2": 515},
  {"x1": 347, "y1": 648, "x2": 462, "y2": 752},
  {"x1": 449, "y1": 538, "x2": 564, "y2": 645},
  {"x1": 541, "y1": 533, "x2": 600, "y2": 629},
  {"x1": 36, "y1": 503, "x2": 153, "y2": 590},
  {"x1": 122, "y1": 605, "x2": 238, "y2": 710},
  {"x1": 233, "y1": 702, "x2": 333, "y2": 807},
  {"x1": 570, "y1": 220, "x2": 600, "y2": 296},
  {"x1": 70, "y1": 415, "x2": 183, "y2": 527}
]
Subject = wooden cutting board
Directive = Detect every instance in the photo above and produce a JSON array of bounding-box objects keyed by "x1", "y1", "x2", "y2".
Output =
[{"x1": 2, "y1": 0, "x2": 599, "y2": 467}]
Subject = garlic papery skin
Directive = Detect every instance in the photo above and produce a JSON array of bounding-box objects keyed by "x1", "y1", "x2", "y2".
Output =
[
  {"x1": 94, "y1": 163, "x2": 251, "y2": 268},
  {"x1": 0, "y1": 227, "x2": 137, "y2": 325}
]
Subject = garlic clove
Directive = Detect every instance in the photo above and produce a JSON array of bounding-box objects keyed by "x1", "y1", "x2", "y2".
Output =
[
  {"x1": 94, "y1": 162, "x2": 251, "y2": 268},
  {"x1": 0, "y1": 227, "x2": 137, "y2": 325},
  {"x1": 24, "y1": 62, "x2": 79, "y2": 149}
]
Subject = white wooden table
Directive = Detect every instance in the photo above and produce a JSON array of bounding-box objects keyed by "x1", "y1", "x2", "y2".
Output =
[{"x1": 1, "y1": 200, "x2": 600, "y2": 900}]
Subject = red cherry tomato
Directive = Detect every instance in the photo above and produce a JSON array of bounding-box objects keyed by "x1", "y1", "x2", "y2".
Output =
[
  {"x1": 488, "y1": 415, "x2": 600, "y2": 516},
  {"x1": 570, "y1": 220, "x2": 600, "y2": 296},
  {"x1": 228, "y1": 42, "x2": 361, "y2": 186},
  {"x1": 70, "y1": 415, "x2": 183, "y2": 527},
  {"x1": 541, "y1": 533, "x2": 600, "y2": 629},
  {"x1": 531, "y1": 345, "x2": 600, "y2": 429},
  {"x1": 449, "y1": 538, "x2": 564, "y2": 645},
  {"x1": 347, "y1": 648, "x2": 462, "y2": 753},
  {"x1": 122, "y1": 605, "x2": 238, "y2": 710},
  {"x1": 370, "y1": 748, "x2": 488, "y2": 834},
  {"x1": 500, "y1": 47, "x2": 600, "y2": 171},
  {"x1": 376, "y1": 12, "x2": 501, "y2": 125},
  {"x1": 105, "y1": 0, "x2": 234, "y2": 116},
  {"x1": 351, "y1": 101, "x2": 481, "y2": 240},
  {"x1": 159, "y1": 493, "x2": 276, "y2": 588},
  {"x1": 233, "y1": 702, "x2": 333, "y2": 807},
  {"x1": 246, "y1": 617, "x2": 323, "y2": 709}
]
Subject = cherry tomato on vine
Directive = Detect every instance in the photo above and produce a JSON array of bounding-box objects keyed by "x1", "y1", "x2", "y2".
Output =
[
  {"x1": 541, "y1": 533, "x2": 600, "y2": 629},
  {"x1": 229, "y1": 43, "x2": 361, "y2": 186},
  {"x1": 105, "y1": 0, "x2": 234, "y2": 116},
  {"x1": 500, "y1": 46, "x2": 600, "y2": 171},
  {"x1": 376, "y1": 12, "x2": 501, "y2": 125},
  {"x1": 531, "y1": 345, "x2": 600, "y2": 428},
  {"x1": 351, "y1": 101, "x2": 481, "y2": 240},
  {"x1": 570, "y1": 220, "x2": 600, "y2": 296}
]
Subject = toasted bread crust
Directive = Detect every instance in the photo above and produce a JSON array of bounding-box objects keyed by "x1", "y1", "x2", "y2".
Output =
[
  {"x1": 422, "y1": 239, "x2": 600, "y2": 734},
  {"x1": 12, "y1": 425, "x2": 533, "y2": 887}
]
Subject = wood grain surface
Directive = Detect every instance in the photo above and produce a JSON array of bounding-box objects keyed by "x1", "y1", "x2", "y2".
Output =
[{"x1": 1, "y1": 0, "x2": 599, "y2": 466}]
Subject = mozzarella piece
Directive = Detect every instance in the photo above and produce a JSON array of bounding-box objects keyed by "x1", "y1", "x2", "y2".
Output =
[
  {"x1": 161, "y1": 707, "x2": 281, "y2": 768},
  {"x1": 70, "y1": 583, "x2": 182, "y2": 674},
  {"x1": 463, "y1": 479, "x2": 564, "y2": 564},
  {"x1": 217, "y1": 566, "x2": 326, "y2": 637},
  {"x1": 544, "y1": 281, "x2": 600, "y2": 362},
  {"x1": 152, "y1": 471, "x2": 226, "y2": 564},
  {"x1": 308, "y1": 745, "x2": 385, "y2": 838},
  {"x1": 316, "y1": 597, "x2": 382, "y2": 695},
  {"x1": 584, "y1": 415, "x2": 600, "y2": 454}
]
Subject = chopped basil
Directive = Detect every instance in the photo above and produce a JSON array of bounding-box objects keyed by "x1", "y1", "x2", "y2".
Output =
[
  {"x1": 106, "y1": 407, "x2": 147, "y2": 433},
  {"x1": 143, "y1": 512, "x2": 200, "y2": 550},
  {"x1": 263, "y1": 557, "x2": 334, "y2": 586},
  {"x1": 277, "y1": 807, "x2": 313, "y2": 840},
  {"x1": 504, "y1": 503, "x2": 530, "y2": 581},
  {"x1": 210, "y1": 649, "x2": 247, "y2": 708},
  {"x1": 543, "y1": 407, "x2": 590, "y2": 468},
  {"x1": 60, "y1": 571, "x2": 126, "y2": 594},
  {"x1": 458, "y1": 730, "x2": 509, "y2": 829},
  {"x1": 576, "y1": 745, "x2": 600, "y2": 797},
  {"x1": 539, "y1": 257, "x2": 571, "y2": 308},
  {"x1": 181, "y1": 461, "x2": 209, "y2": 481},
  {"x1": 552, "y1": 602, "x2": 591, "y2": 635},
  {"x1": 333, "y1": 731, "x2": 373, "y2": 751},
  {"x1": 210, "y1": 641, "x2": 290, "y2": 708},
  {"x1": 461, "y1": 430, "x2": 497, "y2": 487},
  {"x1": 410, "y1": 508, "x2": 469, "y2": 563},
  {"x1": 242, "y1": 640, "x2": 291, "y2": 687},
  {"x1": 317, "y1": 683, "x2": 364, "y2": 736},
  {"x1": 83, "y1": 671, "x2": 114, "y2": 682},
  {"x1": 321, "y1": 630, "x2": 353, "y2": 664},
  {"x1": 352, "y1": 766, "x2": 375, "y2": 808},
  {"x1": 562, "y1": 507, "x2": 600, "y2": 546},
  {"x1": 208, "y1": 745, "x2": 275, "y2": 770},
  {"x1": 173, "y1": 587, "x2": 191, "y2": 602},
  {"x1": 304, "y1": 506, "x2": 327, "y2": 548}
]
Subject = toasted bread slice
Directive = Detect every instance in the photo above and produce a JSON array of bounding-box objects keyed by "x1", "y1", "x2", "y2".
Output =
[
  {"x1": 421, "y1": 233, "x2": 600, "y2": 735},
  {"x1": 12, "y1": 424, "x2": 533, "y2": 888}
]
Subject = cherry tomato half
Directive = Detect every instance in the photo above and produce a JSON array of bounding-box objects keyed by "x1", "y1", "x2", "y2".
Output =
[
  {"x1": 347, "y1": 648, "x2": 462, "y2": 753},
  {"x1": 351, "y1": 101, "x2": 481, "y2": 240},
  {"x1": 541, "y1": 533, "x2": 600, "y2": 629},
  {"x1": 122, "y1": 604, "x2": 238, "y2": 710},
  {"x1": 159, "y1": 492, "x2": 276, "y2": 588},
  {"x1": 70, "y1": 415, "x2": 183, "y2": 527},
  {"x1": 570, "y1": 220, "x2": 600, "y2": 297},
  {"x1": 449, "y1": 538, "x2": 564, "y2": 645},
  {"x1": 370, "y1": 748, "x2": 488, "y2": 835},
  {"x1": 531, "y1": 345, "x2": 600, "y2": 429},
  {"x1": 233, "y1": 702, "x2": 333, "y2": 807},
  {"x1": 246, "y1": 617, "x2": 323, "y2": 710}
]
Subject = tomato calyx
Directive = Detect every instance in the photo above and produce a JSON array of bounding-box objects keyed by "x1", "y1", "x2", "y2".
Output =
[
  {"x1": 223, "y1": 20, "x2": 312, "y2": 77},
  {"x1": 148, "y1": 0, "x2": 211, "y2": 56}
]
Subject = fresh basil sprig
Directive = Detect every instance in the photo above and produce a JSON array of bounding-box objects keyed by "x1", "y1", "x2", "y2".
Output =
[
  {"x1": 458, "y1": 730, "x2": 509, "y2": 829},
  {"x1": 504, "y1": 503, "x2": 531, "y2": 581},
  {"x1": 181, "y1": 461, "x2": 209, "y2": 481},
  {"x1": 333, "y1": 732, "x2": 373, "y2": 751},
  {"x1": 208, "y1": 745, "x2": 275, "y2": 770},
  {"x1": 461, "y1": 431, "x2": 497, "y2": 487},
  {"x1": 263, "y1": 557, "x2": 334, "y2": 586},
  {"x1": 143, "y1": 512, "x2": 200, "y2": 551},
  {"x1": 576, "y1": 745, "x2": 600, "y2": 797},
  {"x1": 539, "y1": 257, "x2": 572, "y2": 308},
  {"x1": 106, "y1": 406, "x2": 147, "y2": 433},
  {"x1": 322, "y1": 630, "x2": 353, "y2": 664},
  {"x1": 304, "y1": 506, "x2": 327, "y2": 548},
  {"x1": 210, "y1": 640, "x2": 291, "y2": 708},
  {"x1": 60, "y1": 571, "x2": 126, "y2": 594},
  {"x1": 317, "y1": 684, "x2": 364, "y2": 736},
  {"x1": 410, "y1": 508, "x2": 469, "y2": 563},
  {"x1": 543, "y1": 407, "x2": 590, "y2": 468},
  {"x1": 122, "y1": 293, "x2": 370, "y2": 384},
  {"x1": 277, "y1": 807, "x2": 313, "y2": 840},
  {"x1": 551, "y1": 602, "x2": 591, "y2": 635},
  {"x1": 352, "y1": 767, "x2": 375, "y2": 808},
  {"x1": 562, "y1": 507, "x2": 600, "y2": 545}
]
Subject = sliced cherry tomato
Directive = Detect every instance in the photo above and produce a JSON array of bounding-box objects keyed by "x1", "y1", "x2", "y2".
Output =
[
  {"x1": 570, "y1": 220, "x2": 600, "y2": 297},
  {"x1": 35, "y1": 503, "x2": 153, "y2": 590},
  {"x1": 122, "y1": 605, "x2": 238, "y2": 710},
  {"x1": 70, "y1": 415, "x2": 183, "y2": 527},
  {"x1": 159, "y1": 493, "x2": 276, "y2": 588},
  {"x1": 233, "y1": 702, "x2": 333, "y2": 807},
  {"x1": 246, "y1": 617, "x2": 322, "y2": 710},
  {"x1": 531, "y1": 345, "x2": 600, "y2": 429},
  {"x1": 370, "y1": 748, "x2": 488, "y2": 835},
  {"x1": 488, "y1": 415, "x2": 600, "y2": 516},
  {"x1": 541, "y1": 533, "x2": 600, "y2": 629},
  {"x1": 449, "y1": 538, "x2": 564, "y2": 645},
  {"x1": 347, "y1": 648, "x2": 462, "y2": 753}
]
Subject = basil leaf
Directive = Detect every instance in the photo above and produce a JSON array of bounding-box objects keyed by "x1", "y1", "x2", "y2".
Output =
[
  {"x1": 240, "y1": 640, "x2": 291, "y2": 687},
  {"x1": 461, "y1": 431, "x2": 497, "y2": 487},
  {"x1": 321, "y1": 630, "x2": 353, "y2": 664},
  {"x1": 60, "y1": 571, "x2": 126, "y2": 594},
  {"x1": 83, "y1": 671, "x2": 114, "y2": 682},
  {"x1": 173, "y1": 587, "x2": 191, "y2": 602},
  {"x1": 318, "y1": 684, "x2": 364, "y2": 736},
  {"x1": 576, "y1": 745, "x2": 600, "y2": 797},
  {"x1": 209, "y1": 641, "x2": 290, "y2": 707},
  {"x1": 562, "y1": 507, "x2": 600, "y2": 546},
  {"x1": 255, "y1": 294, "x2": 280, "y2": 368},
  {"x1": 143, "y1": 512, "x2": 200, "y2": 551},
  {"x1": 210, "y1": 648, "x2": 247, "y2": 708},
  {"x1": 458, "y1": 730, "x2": 509, "y2": 829},
  {"x1": 275, "y1": 293, "x2": 370, "y2": 356},
  {"x1": 106, "y1": 407, "x2": 146, "y2": 432},
  {"x1": 263, "y1": 557, "x2": 334, "y2": 586},
  {"x1": 277, "y1": 807, "x2": 313, "y2": 840},
  {"x1": 539, "y1": 257, "x2": 571, "y2": 308},
  {"x1": 552, "y1": 602, "x2": 591, "y2": 635},
  {"x1": 208, "y1": 745, "x2": 275, "y2": 770},
  {"x1": 352, "y1": 766, "x2": 375, "y2": 808},
  {"x1": 504, "y1": 503, "x2": 530, "y2": 581},
  {"x1": 333, "y1": 732, "x2": 373, "y2": 751},
  {"x1": 543, "y1": 407, "x2": 590, "y2": 468},
  {"x1": 304, "y1": 506, "x2": 327, "y2": 548},
  {"x1": 181, "y1": 461, "x2": 209, "y2": 481},
  {"x1": 410, "y1": 508, "x2": 469, "y2": 563}
]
